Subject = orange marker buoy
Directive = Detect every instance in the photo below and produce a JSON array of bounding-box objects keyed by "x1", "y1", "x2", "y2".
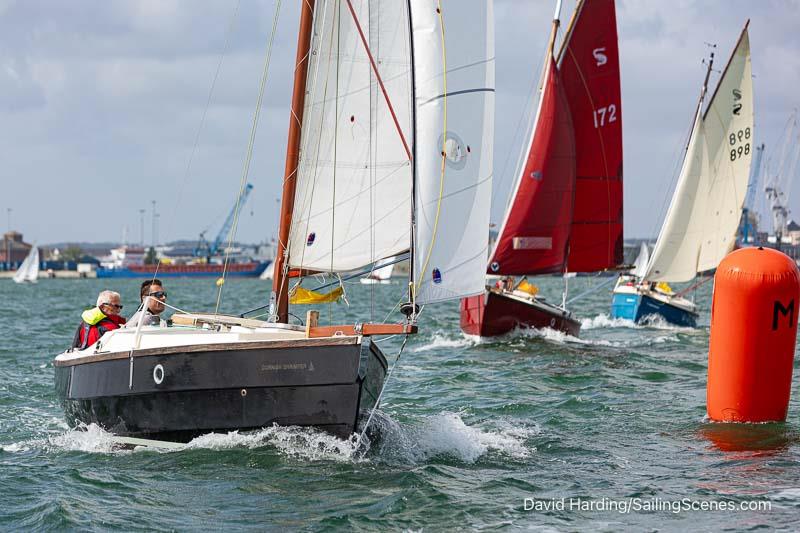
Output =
[{"x1": 707, "y1": 247, "x2": 800, "y2": 423}]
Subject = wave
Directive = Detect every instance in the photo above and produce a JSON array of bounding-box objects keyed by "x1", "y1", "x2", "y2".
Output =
[
  {"x1": 18, "y1": 412, "x2": 536, "y2": 466},
  {"x1": 412, "y1": 332, "x2": 482, "y2": 353},
  {"x1": 581, "y1": 314, "x2": 641, "y2": 330},
  {"x1": 369, "y1": 411, "x2": 536, "y2": 464}
]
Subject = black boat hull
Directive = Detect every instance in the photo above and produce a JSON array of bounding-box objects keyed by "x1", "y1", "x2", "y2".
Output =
[{"x1": 54, "y1": 336, "x2": 387, "y2": 441}]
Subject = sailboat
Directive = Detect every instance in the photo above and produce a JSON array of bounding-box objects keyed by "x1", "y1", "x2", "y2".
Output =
[
  {"x1": 360, "y1": 262, "x2": 394, "y2": 285},
  {"x1": 611, "y1": 22, "x2": 753, "y2": 327},
  {"x1": 461, "y1": 0, "x2": 623, "y2": 338},
  {"x1": 13, "y1": 246, "x2": 39, "y2": 284},
  {"x1": 53, "y1": 0, "x2": 494, "y2": 442}
]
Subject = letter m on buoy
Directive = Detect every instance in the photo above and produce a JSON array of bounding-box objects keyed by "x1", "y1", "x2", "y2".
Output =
[{"x1": 773, "y1": 299, "x2": 795, "y2": 331}]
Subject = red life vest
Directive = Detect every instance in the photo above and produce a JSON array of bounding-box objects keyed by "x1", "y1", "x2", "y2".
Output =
[{"x1": 72, "y1": 313, "x2": 126, "y2": 350}]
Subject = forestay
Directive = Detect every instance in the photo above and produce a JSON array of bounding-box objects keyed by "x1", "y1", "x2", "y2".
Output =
[{"x1": 644, "y1": 25, "x2": 752, "y2": 282}]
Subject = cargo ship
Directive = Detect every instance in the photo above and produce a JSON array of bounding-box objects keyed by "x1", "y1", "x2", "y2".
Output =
[{"x1": 96, "y1": 246, "x2": 270, "y2": 278}]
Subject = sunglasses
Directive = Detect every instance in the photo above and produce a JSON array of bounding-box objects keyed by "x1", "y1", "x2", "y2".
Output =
[
  {"x1": 102, "y1": 302, "x2": 123, "y2": 310},
  {"x1": 148, "y1": 291, "x2": 168, "y2": 299}
]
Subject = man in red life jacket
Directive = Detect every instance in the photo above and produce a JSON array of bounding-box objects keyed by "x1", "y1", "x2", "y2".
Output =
[{"x1": 71, "y1": 290, "x2": 126, "y2": 350}]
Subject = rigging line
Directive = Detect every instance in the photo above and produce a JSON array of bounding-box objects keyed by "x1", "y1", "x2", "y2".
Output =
[
  {"x1": 565, "y1": 274, "x2": 616, "y2": 305},
  {"x1": 491, "y1": 57, "x2": 541, "y2": 210},
  {"x1": 146, "y1": 0, "x2": 242, "y2": 286},
  {"x1": 354, "y1": 332, "x2": 409, "y2": 455},
  {"x1": 674, "y1": 273, "x2": 712, "y2": 298},
  {"x1": 414, "y1": 0, "x2": 448, "y2": 297},
  {"x1": 214, "y1": 0, "x2": 283, "y2": 315},
  {"x1": 345, "y1": 0, "x2": 412, "y2": 162}
]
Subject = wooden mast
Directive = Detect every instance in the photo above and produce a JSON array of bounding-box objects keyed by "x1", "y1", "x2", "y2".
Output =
[{"x1": 272, "y1": 0, "x2": 316, "y2": 324}]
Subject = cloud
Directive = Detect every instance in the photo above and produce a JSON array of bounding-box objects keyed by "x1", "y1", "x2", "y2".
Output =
[{"x1": 0, "y1": 0, "x2": 797, "y2": 247}]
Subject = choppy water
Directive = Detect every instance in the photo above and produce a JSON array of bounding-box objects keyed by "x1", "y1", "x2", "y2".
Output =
[{"x1": 1, "y1": 276, "x2": 798, "y2": 530}]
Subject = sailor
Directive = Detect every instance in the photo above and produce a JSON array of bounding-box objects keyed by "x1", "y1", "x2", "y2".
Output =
[
  {"x1": 71, "y1": 290, "x2": 126, "y2": 349},
  {"x1": 126, "y1": 278, "x2": 168, "y2": 327}
]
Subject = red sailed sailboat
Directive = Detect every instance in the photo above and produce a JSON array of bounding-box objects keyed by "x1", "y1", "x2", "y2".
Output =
[{"x1": 460, "y1": 0, "x2": 623, "y2": 338}]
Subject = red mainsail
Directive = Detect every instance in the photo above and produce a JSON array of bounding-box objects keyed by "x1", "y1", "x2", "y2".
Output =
[
  {"x1": 488, "y1": 58, "x2": 576, "y2": 275},
  {"x1": 558, "y1": 0, "x2": 624, "y2": 272}
]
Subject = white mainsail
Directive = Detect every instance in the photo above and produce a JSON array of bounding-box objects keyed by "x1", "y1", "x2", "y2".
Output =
[
  {"x1": 286, "y1": 0, "x2": 494, "y2": 306},
  {"x1": 287, "y1": 0, "x2": 413, "y2": 272},
  {"x1": 644, "y1": 25, "x2": 752, "y2": 282},
  {"x1": 13, "y1": 246, "x2": 39, "y2": 284},
  {"x1": 411, "y1": 0, "x2": 495, "y2": 304}
]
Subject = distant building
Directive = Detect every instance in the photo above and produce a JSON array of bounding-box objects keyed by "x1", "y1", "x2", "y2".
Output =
[
  {"x1": 0, "y1": 231, "x2": 33, "y2": 267},
  {"x1": 786, "y1": 220, "x2": 800, "y2": 246}
]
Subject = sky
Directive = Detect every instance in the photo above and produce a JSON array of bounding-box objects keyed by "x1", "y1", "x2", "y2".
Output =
[{"x1": 1, "y1": 0, "x2": 798, "y2": 246}]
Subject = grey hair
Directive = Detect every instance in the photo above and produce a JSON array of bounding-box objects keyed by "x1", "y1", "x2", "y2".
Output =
[{"x1": 97, "y1": 290, "x2": 121, "y2": 307}]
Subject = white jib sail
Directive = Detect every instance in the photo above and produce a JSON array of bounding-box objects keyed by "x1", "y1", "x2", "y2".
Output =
[
  {"x1": 411, "y1": 0, "x2": 495, "y2": 304},
  {"x1": 631, "y1": 242, "x2": 649, "y2": 278},
  {"x1": 13, "y1": 246, "x2": 39, "y2": 283},
  {"x1": 644, "y1": 26, "x2": 752, "y2": 283},
  {"x1": 287, "y1": 0, "x2": 413, "y2": 272}
]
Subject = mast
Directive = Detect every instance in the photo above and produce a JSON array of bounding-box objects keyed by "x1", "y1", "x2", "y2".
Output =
[
  {"x1": 271, "y1": 0, "x2": 316, "y2": 324},
  {"x1": 405, "y1": 0, "x2": 418, "y2": 318}
]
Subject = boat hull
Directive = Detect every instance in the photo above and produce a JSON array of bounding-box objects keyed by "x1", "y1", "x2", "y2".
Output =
[
  {"x1": 96, "y1": 261, "x2": 270, "y2": 278},
  {"x1": 54, "y1": 337, "x2": 387, "y2": 441},
  {"x1": 460, "y1": 289, "x2": 581, "y2": 337},
  {"x1": 611, "y1": 290, "x2": 698, "y2": 327}
]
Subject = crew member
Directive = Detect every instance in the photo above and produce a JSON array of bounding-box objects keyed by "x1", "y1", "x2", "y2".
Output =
[
  {"x1": 71, "y1": 290, "x2": 126, "y2": 350},
  {"x1": 126, "y1": 279, "x2": 168, "y2": 327}
]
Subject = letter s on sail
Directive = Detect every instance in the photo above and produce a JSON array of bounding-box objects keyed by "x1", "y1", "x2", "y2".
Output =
[{"x1": 593, "y1": 47, "x2": 607, "y2": 67}]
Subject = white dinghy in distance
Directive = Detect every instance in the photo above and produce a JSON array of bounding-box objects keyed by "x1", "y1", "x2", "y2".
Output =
[
  {"x1": 360, "y1": 262, "x2": 394, "y2": 285},
  {"x1": 611, "y1": 21, "x2": 754, "y2": 327},
  {"x1": 13, "y1": 246, "x2": 39, "y2": 284}
]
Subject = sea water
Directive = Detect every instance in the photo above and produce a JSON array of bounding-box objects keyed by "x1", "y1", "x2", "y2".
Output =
[{"x1": 0, "y1": 276, "x2": 798, "y2": 530}]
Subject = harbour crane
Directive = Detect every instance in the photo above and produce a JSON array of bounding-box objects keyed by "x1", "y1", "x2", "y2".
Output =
[{"x1": 194, "y1": 183, "x2": 254, "y2": 261}]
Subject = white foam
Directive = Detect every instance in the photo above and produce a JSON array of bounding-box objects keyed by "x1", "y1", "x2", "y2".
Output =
[
  {"x1": 639, "y1": 314, "x2": 698, "y2": 331},
  {"x1": 581, "y1": 314, "x2": 640, "y2": 330},
  {"x1": 375, "y1": 412, "x2": 536, "y2": 464},
  {"x1": 186, "y1": 425, "x2": 359, "y2": 462},
  {"x1": 519, "y1": 326, "x2": 620, "y2": 347},
  {"x1": 412, "y1": 332, "x2": 480, "y2": 353},
  {"x1": 48, "y1": 423, "x2": 122, "y2": 454}
]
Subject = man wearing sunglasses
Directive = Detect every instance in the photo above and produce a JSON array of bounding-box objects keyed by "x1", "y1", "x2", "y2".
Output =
[
  {"x1": 126, "y1": 278, "x2": 169, "y2": 328},
  {"x1": 71, "y1": 290, "x2": 127, "y2": 350}
]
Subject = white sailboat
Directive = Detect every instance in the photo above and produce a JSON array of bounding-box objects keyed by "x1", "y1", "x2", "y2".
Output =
[
  {"x1": 54, "y1": 0, "x2": 494, "y2": 442},
  {"x1": 611, "y1": 22, "x2": 754, "y2": 326},
  {"x1": 360, "y1": 263, "x2": 394, "y2": 285},
  {"x1": 13, "y1": 246, "x2": 39, "y2": 284}
]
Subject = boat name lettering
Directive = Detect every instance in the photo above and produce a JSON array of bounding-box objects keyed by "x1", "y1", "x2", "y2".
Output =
[{"x1": 261, "y1": 363, "x2": 309, "y2": 371}]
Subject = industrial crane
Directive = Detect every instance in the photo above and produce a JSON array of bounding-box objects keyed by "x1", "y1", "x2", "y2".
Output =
[
  {"x1": 194, "y1": 183, "x2": 254, "y2": 261},
  {"x1": 738, "y1": 143, "x2": 764, "y2": 244}
]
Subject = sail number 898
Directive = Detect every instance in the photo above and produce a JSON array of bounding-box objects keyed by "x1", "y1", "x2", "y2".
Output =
[{"x1": 729, "y1": 127, "x2": 751, "y2": 161}]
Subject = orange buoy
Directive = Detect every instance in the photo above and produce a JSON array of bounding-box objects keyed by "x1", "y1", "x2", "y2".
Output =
[{"x1": 707, "y1": 247, "x2": 800, "y2": 422}]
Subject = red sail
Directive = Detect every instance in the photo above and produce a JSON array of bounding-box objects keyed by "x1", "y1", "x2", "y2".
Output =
[
  {"x1": 558, "y1": 0, "x2": 623, "y2": 272},
  {"x1": 488, "y1": 58, "x2": 576, "y2": 275}
]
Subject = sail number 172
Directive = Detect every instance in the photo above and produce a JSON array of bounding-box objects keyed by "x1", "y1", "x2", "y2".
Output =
[{"x1": 593, "y1": 104, "x2": 617, "y2": 128}]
